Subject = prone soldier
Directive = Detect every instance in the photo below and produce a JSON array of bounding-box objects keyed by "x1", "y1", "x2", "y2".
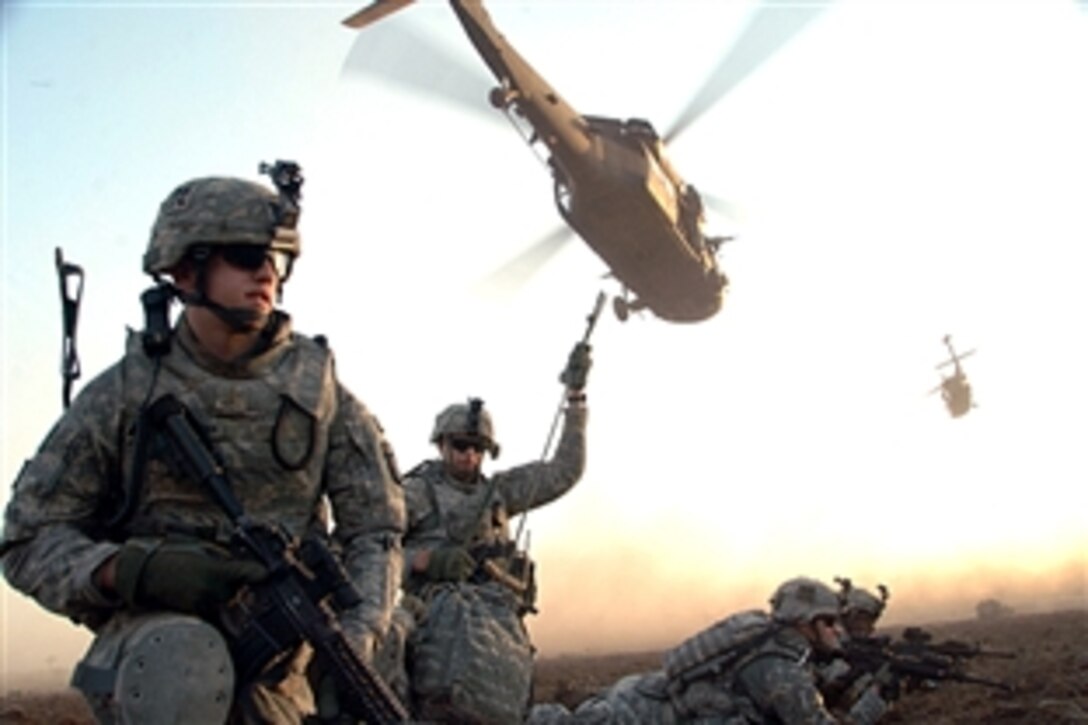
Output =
[{"x1": 530, "y1": 576, "x2": 883, "y2": 724}]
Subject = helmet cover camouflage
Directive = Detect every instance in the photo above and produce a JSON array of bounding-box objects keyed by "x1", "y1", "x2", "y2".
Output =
[
  {"x1": 144, "y1": 176, "x2": 301, "y2": 276},
  {"x1": 842, "y1": 585, "x2": 888, "y2": 618},
  {"x1": 770, "y1": 577, "x2": 841, "y2": 624},
  {"x1": 431, "y1": 398, "x2": 500, "y2": 458}
]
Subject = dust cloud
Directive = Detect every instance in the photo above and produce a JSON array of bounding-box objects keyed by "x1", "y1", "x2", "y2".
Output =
[
  {"x1": 527, "y1": 551, "x2": 1086, "y2": 657},
  {"x1": 2, "y1": 550, "x2": 1083, "y2": 693}
]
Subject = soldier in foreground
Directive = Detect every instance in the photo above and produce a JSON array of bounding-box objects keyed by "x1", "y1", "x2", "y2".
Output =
[
  {"x1": 398, "y1": 341, "x2": 592, "y2": 723},
  {"x1": 530, "y1": 576, "x2": 886, "y2": 724},
  {"x1": 0, "y1": 168, "x2": 405, "y2": 723}
]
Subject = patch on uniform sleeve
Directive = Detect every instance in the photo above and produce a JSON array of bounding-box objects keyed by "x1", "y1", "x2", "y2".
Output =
[{"x1": 272, "y1": 396, "x2": 315, "y2": 471}]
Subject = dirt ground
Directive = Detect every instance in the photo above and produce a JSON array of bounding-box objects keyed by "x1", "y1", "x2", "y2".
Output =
[{"x1": 2, "y1": 609, "x2": 1085, "y2": 724}]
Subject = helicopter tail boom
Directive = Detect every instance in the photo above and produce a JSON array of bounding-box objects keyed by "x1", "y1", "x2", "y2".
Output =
[{"x1": 447, "y1": 0, "x2": 593, "y2": 158}]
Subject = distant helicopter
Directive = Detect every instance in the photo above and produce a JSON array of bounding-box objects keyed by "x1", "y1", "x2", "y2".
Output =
[
  {"x1": 342, "y1": 1, "x2": 820, "y2": 323},
  {"x1": 930, "y1": 334, "x2": 977, "y2": 418}
]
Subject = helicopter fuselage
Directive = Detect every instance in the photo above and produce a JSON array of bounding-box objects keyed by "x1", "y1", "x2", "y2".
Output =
[
  {"x1": 935, "y1": 336, "x2": 976, "y2": 418},
  {"x1": 344, "y1": 0, "x2": 728, "y2": 321},
  {"x1": 450, "y1": 0, "x2": 726, "y2": 322},
  {"x1": 941, "y1": 373, "x2": 972, "y2": 417}
]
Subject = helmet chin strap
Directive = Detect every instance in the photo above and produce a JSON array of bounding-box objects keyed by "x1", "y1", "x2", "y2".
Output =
[
  {"x1": 179, "y1": 261, "x2": 272, "y2": 333},
  {"x1": 207, "y1": 297, "x2": 265, "y2": 332},
  {"x1": 176, "y1": 288, "x2": 264, "y2": 332}
]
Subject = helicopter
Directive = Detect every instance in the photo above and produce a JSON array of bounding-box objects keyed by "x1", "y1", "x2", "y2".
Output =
[
  {"x1": 930, "y1": 334, "x2": 977, "y2": 418},
  {"x1": 342, "y1": 1, "x2": 814, "y2": 323}
]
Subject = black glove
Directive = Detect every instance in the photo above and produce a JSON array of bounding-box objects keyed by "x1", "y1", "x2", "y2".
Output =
[
  {"x1": 114, "y1": 537, "x2": 267, "y2": 615},
  {"x1": 425, "y1": 545, "x2": 476, "y2": 582},
  {"x1": 559, "y1": 341, "x2": 593, "y2": 391}
]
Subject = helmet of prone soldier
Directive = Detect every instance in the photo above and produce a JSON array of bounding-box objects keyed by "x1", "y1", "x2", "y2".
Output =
[
  {"x1": 843, "y1": 585, "x2": 888, "y2": 619},
  {"x1": 144, "y1": 176, "x2": 300, "y2": 281},
  {"x1": 431, "y1": 398, "x2": 500, "y2": 458},
  {"x1": 770, "y1": 577, "x2": 841, "y2": 625}
]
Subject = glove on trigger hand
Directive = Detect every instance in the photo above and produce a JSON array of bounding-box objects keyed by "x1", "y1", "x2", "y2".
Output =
[
  {"x1": 848, "y1": 684, "x2": 890, "y2": 725},
  {"x1": 559, "y1": 341, "x2": 593, "y2": 391},
  {"x1": 425, "y1": 545, "x2": 476, "y2": 582},
  {"x1": 114, "y1": 537, "x2": 267, "y2": 616}
]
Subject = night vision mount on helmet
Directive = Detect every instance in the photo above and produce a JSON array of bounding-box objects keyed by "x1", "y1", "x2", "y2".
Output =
[
  {"x1": 431, "y1": 397, "x2": 500, "y2": 458},
  {"x1": 143, "y1": 166, "x2": 302, "y2": 280},
  {"x1": 139, "y1": 160, "x2": 304, "y2": 350},
  {"x1": 835, "y1": 577, "x2": 889, "y2": 618}
]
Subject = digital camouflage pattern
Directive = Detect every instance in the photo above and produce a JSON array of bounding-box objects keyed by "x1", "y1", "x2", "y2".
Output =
[
  {"x1": 529, "y1": 613, "x2": 842, "y2": 724},
  {"x1": 403, "y1": 403, "x2": 586, "y2": 594},
  {"x1": 1, "y1": 312, "x2": 405, "y2": 721},
  {"x1": 402, "y1": 402, "x2": 587, "y2": 723},
  {"x1": 143, "y1": 176, "x2": 301, "y2": 275},
  {"x1": 430, "y1": 400, "x2": 501, "y2": 457},
  {"x1": 410, "y1": 582, "x2": 535, "y2": 724}
]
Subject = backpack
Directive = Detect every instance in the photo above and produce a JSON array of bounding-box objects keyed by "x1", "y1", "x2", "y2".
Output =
[
  {"x1": 664, "y1": 609, "x2": 777, "y2": 687},
  {"x1": 408, "y1": 582, "x2": 534, "y2": 724}
]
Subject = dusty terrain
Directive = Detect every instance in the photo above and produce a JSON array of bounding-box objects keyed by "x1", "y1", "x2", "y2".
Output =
[{"x1": 2, "y1": 609, "x2": 1085, "y2": 723}]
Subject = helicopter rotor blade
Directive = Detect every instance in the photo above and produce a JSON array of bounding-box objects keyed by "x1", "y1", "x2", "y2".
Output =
[
  {"x1": 473, "y1": 225, "x2": 573, "y2": 298},
  {"x1": 663, "y1": 1, "x2": 830, "y2": 144},
  {"x1": 935, "y1": 349, "x2": 976, "y2": 369},
  {"x1": 701, "y1": 191, "x2": 747, "y2": 222},
  {"x1": 340, "y1": 20, "x2": 502, "y2": 126}
]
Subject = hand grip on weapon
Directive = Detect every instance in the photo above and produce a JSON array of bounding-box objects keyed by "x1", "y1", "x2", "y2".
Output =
[
  {"x1": 114, "y1": 537, "x2": 267, "y2": 616},
  {"x1": 424, "y1": 544, "x2": 476, "y2": 582},
  {"x1": 557, "y1": 292, "x2": 604, "y2": 396}
]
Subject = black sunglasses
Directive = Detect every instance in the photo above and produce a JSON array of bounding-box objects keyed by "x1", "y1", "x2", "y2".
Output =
[
  {"x1": 448, "y1": 437, "x2": 487, "y2": 454},
  {"x1": 218, "y1": 244, "x2": 294, "y2": 281}
]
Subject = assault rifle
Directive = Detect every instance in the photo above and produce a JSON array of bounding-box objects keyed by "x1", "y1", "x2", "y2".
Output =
[
  {"x1": 467, "y1": 540, "x2": 536, "y2": 612},
  {"x1": 896, "y1": 626, "x2": 1016, "y2": 660},
  {"x1": 843, "y1": 635, "x2": 1014, "y2": 695},
  {"x1": 147, "y1": 394, "x2": 408, "y2": 724},
  {"x1": 55, "y1": 247, "x2": 84, "y2": 409}
]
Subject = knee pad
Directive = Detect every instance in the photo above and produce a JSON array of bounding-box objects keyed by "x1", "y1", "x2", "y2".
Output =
[{"x1": 114, "y1": 615, "x2": 234, "y2": 724}]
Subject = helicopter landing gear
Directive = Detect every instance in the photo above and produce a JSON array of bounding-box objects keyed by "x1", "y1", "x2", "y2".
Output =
[
  {"x1": 612, "y1": 294, "x2": 646, "y2": 322},
  {"x1": 489, "y1": 86, "x2": 519, "y2": 109}
]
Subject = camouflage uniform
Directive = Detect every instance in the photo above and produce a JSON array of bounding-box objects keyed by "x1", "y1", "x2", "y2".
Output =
[
  {"x1": 530, "y1": 578, "x2": 850, "y2": 725},
  {"x1": 402, "y1": 399, "x2": 587, "y2": 723},
  {"x1": 816, "y1": 582, "x2": 893, "y2": 724},
  {"x1": 530, "y1": 622, "x2": 838, "y2": 724},
  {"x1": 1, "y1": 175, "x2": 405, "y2": 724},
  {"x1": 402, "y1": 403, "x2": 586, "y2": 597}
]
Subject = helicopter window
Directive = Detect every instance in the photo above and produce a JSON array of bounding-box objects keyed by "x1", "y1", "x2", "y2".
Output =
[{"x1": 642, "y1": 149, "x2": 679, "y2": 219}]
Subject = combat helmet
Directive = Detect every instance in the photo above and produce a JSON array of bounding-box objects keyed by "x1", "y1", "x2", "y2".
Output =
[
  {"x1": 144, "y1": 176, "x2": 300, "y2": 280},
  {"x1": 431, "y1": 398, "x2": 500, "y2": 458},
  {"x1": 836, "y1": 578, "x2": 889, "y2": 619},
  {"x1": 769, "y1": 577, "x2": 841, "y2": 624}
]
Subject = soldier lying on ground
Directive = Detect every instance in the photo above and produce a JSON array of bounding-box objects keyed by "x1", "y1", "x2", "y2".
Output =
[
  {"x1": 818, "y1": 579, "x2": 894, "y2": 721},
  {"x1": 529, "y1": 576, "x2": 887, "y2": 724}
]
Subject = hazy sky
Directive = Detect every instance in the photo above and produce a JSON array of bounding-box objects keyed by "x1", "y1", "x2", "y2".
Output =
[{"x1": 2, "y1": 0, "x2": 1087, "y2": 689}]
